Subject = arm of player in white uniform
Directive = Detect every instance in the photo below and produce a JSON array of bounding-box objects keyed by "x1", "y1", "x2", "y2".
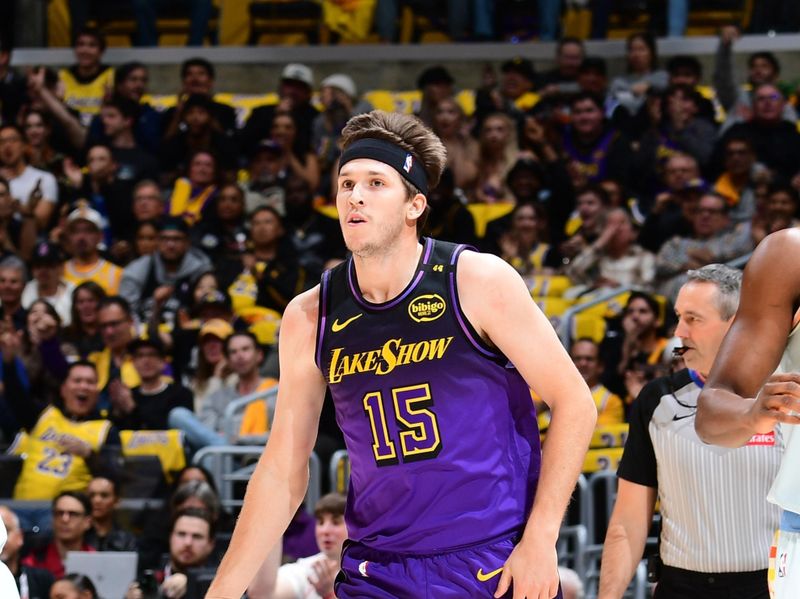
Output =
[
  {"x1": 597, "y1": 480, "x2": 657, "y2": 599},
  {"x1": 457, "y1": 251, "x2": 597, "y2": 599},
  {"x1": 206, "y1": 288, "x2": 328, "y2": 599},
  {"x1": 697, "y1": 229, "x2": 800, "y2": 446}
]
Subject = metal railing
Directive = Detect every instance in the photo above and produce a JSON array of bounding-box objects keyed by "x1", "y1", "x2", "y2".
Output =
[
  {"x1": 222, "y1": 386, "x2": 279, "y2": 442},
  {"x1": 557, "y1": 286, "x2": 636, "y2": 347}
]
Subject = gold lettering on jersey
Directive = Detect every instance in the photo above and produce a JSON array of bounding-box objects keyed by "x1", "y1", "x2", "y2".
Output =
[
  {"x1": 408, "y1": 294, "x2": 447, "y2": 323},
  {"x1": 328, "y1": 336, "x2": 454, "y2": 383}
]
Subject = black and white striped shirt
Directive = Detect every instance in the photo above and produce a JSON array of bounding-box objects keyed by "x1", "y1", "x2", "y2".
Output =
[{"x1": 618, "y1": 369, "x2": 783, "y2": 573}]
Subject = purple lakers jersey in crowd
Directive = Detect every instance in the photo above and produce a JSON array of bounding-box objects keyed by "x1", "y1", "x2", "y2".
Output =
[{"x1": 315, "y1": 238, "x2": 541, "y2": 553}]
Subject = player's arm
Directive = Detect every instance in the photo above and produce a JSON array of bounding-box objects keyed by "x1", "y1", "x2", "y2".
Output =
[
  {"x1": 458, "y1": 251, "x2": 597, "y2": 598},
  {"x1": 696, "y1": 229, "x2": 800, "y2": 446},
  {"x1": 597, "y1": 480, "x2": 657, "y2": 599},
  {"x1": 206, "y1": 288, "x2": 328, "y2": 599}
]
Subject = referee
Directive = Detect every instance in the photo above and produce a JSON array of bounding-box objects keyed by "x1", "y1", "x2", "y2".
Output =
[{"x1": 598, "y1": 264, "x2": 783, "y2": 599}]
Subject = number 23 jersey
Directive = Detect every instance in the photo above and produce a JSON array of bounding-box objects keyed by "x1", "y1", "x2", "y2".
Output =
[{"x1": 316, "y1": 238, "x2": 541, "y2": 553}]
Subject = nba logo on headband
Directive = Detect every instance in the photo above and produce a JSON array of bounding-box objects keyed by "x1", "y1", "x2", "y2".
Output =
[{"x1": 403, "y1": 154, "x2": 413, "y2": 173}]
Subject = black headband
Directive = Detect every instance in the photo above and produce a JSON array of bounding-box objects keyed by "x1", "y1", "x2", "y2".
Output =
[{"x1": 339, "y1": 138, "x2": 428, "y2": 195}]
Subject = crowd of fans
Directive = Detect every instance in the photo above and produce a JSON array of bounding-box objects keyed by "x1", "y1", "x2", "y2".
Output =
[{"x1": 1, "y1": 20, "x2": 800, "y2": 598}]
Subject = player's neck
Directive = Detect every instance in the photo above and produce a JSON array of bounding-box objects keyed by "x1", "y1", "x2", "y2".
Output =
[{"x1": 352, "y1": 237, "x2": 422, "y2": 304}]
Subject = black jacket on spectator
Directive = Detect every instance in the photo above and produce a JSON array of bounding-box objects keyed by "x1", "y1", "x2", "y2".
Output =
[
  {"x1": 162, "y1": 101, "x2": 237, "y2": 137},
  {"x1": 714, "y1": 121, "x2": 800, "y2": 181},
  {"x1": 64, "y1": 177, "x2": 136, "y2": 243},
  {"x1": 159, "y1": 129, "x2": 239, "y2": 175},
  {"x1": 112, "y1": 383, "x2": 194, "y2": 431},
  {"x1": 13, "y1": 565, "x2": 54, "y2": 599},
  {"x1": 86, "y1": 103, "x2": 164, "y2": 156},
  {"x1": 240, "y1": 103, "x2": 319, "y2": 160},
  {"x1": 0, "y1": 67, "x2": 28, "y2": 125},
  {"x1": 85, "y1": 523, "x2": 139, "y2": 552}
]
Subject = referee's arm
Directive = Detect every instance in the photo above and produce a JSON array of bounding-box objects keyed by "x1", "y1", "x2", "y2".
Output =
[{"x1": 597, "y1": 479, "x2": 657, "y2": 599}]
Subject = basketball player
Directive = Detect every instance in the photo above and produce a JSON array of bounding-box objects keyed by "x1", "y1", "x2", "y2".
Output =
[
  {"x1": 206, "y1": 111, "x2": 596, "y2": 599},
  {"x1": 696, "y1": 228, "x2": 800, "y2": 598}
]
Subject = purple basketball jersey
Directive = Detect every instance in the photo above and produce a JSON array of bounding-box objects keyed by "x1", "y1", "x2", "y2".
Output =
[{"x1": 316, "y1": 238, "x2": 541, "y2": 553}]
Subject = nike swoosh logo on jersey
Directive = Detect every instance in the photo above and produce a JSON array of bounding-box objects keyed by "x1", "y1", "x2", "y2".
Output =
[
  {"x1": 476, "y1": 567, "x2": 504, "y2": 582},
  {"x1": 671, "y1": 412, "x2": 696, "y2": 421},
  {"x1": 331, "y1": 313, "x2": 363, "y2": 332}
]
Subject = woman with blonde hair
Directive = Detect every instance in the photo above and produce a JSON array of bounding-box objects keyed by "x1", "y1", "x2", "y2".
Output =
[{"x1": 474, "y1": 112, "x2": 518, "y2": 203}]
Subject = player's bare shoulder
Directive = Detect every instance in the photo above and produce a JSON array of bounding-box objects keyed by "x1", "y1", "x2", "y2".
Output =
[
  {"x1": 744, "y1": 228, "x2": 800, "y2": 299},
  {"x1": 280, "y1": 285, "x2": 322, "y2": 354},
  {"x1": 456, "y1": 248, "x2": 521, "y2": 291}
]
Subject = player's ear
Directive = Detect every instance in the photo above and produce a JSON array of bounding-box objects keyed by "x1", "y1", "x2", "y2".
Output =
[{"x1": 407, "y1": 193, "x2": 427, "y2": 221}]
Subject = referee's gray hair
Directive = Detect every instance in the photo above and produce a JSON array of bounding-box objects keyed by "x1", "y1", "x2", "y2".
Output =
[
  {"x1": 685, "y1": 263, "x2": 742, "y2": 321},
  {"x1": 0, "y1": 255, "x2": 28, "y2": 281}
]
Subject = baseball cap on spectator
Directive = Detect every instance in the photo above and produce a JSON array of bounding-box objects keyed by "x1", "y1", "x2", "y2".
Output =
[
  {"x1": 501, "y1": 57, "x2": 537, "y2": 82},
  {"x1": 199, "y1": 318, "x2": 234, "y2": 341},
  {"x1": 416, "y1": 66, "x2": 454, "y2": 89},
  {"x1": 321, "y1": 74, "x2": 357, "y2": 99},
  {"x1": 195, "y1": 289, "x2": 232, "y2": 312},
  {"x1": 159, "y1": 216, "x2": 190, "y2": 236},
  {"x1": 281, "y1": 63, "x2": 314, "y2": 87},
  {"x1": 30, "y1": 241, "x2": 64, "y2": 267},
  {"x1": 67, "y1": 204, "x2": 103, "y2": 230},
  {"x1": 250, "y1": 139, "x2": 283, "y2": 160},
  {"x1": 128, "y1": 335, "x2": 166, "y2": 356}
]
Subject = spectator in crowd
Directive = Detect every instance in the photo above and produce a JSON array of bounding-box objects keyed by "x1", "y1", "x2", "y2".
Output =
[
  {"x1": 665, "y1": 55, "x2": 720, "y2": 124},
  {"x1": 22, "y1": 110, "x2": 65, "y2": 177},
  {"x1": 715, "y1": 83, "x2": 800, "y2": 182},
  {"x1": 192, "y1": 183, "x2": 248, "y2": 283},
  {"x1": 313, "y1": 74, "x2": 372, "y2": 197},
  {"x1": 0, "y1": 505, "x2": 55, "y2": 599},
  {"x1": 170, "y1": 331, "x2": 276, "y2": 448},
  {"x1": 474, "y1": 58, "x2": 537, "y2": 131},
  {"x1": 0, "y1": 124, "x2": 58, "y2": 231},
  {"x1": 751, "y1": 183, "x2": 800, "y2": 246},
  {"x1": 423, "y1": 168, "x2": 477, "y2": 245},
  {"x1": 229, "y1": 206, "x2": 307, "y2": 316},
  {"x1": 21, "y1": 241, "x2": 73, "y2": 325},
  {"x1": 96, "y1": 95, "x2": 158, "y2": 184},
  {"x1": 712, "y1": 134, "x2": 763, "y2": 223},
  {"x1": 160, "y1": 95, "x2": 237, "y2": 182},
  {"x1": 600, "y1": 291, "x2": 669, "y2": 400},
  {"x1": 0, "y1": 44, "x2": 27, "y2": 126},
  {"x1": 63, "y1": 145, "x2": 135, "y2": 246},
  {"x1": 570, "y1": 338, "x2": 625, "y2": 427},
  {"x1": 474, "y1": 112, "x2": 518, "y2": 203},
  {"x1": 599, "y1": 265, "x2": 781, "y2": 599},
  {"x1": 166, "y1": 150, "x2": 220, "y2": 225},
  {"x1": 131, "y1": 179, "x2": 165, "y2": 224},
  {"x1": 62, "y1": 205, "x2": 123, "y2": 295},
  {"x1": 0, "y1": 175, "x2": 36, "y2": 263},
  {"x1": 24, "y1": 66, "x2": 85, "y2": 156},
  {"x1": 0, "y1": 256, "x2": 28, "y2": 331},
  {"x1": 110, "y1": 336, "x2": 193, "y2": 431},
  {"x1": 87, "y1": 296, "x2": 138, "y2": 407},
  {"x1": 84, "y1": 475, "x2": 137, "y2": 552},
  {"x1": 655, "y1": 193, "x2": 753, "y2": 300},
  {"x1": 539, "y1": 37, "x2": 585, "y2": 97},
  {"x1": 184, "y1": 318, "x2": 233, "y2": 414},
  {"x1": 560, "y1": 184, "x2": 611, "y2": 261},
  {"x1": 267, "y1": 113, "x2": 320, "y2": 194},
  {"x1": 22, "y1": 492, "x2": 95, "y2": 579},
  {"x1": 638, "y1": 155, "x2": 702, "y2": 252},
  {"x1": 162, "y1": 58, "x2": 236, "y2": 136},
  {"x1": 61, "y1": 281, "x2": 106, "y2": 358},
  {"x1": 562, "y1": 92, "x2": 634, "y2": 189},
  {"x1": 0, "y1": 356, "x2": 120, "y2": 506},
  {"x1": 431, "y1": 97, "x2": 479, "y2": 192},
  {"x1": 247, "y1": 493, "x2": 348, "y2": 599},
  {"x1": 714, "y1": 26, "x2": 797, "y2": 125},
  {"x1": 415, "y1": 66, "x2": 456, "y2": 129},
  {"x1": 85, "y1": 62, "x2": 162, "y2": 155},
  {"x1": 244, "y1": 140, "x2": 291, "y2": 214},
  {"x1": 57, "y1": 29, "x2": 114, "y2": 126},
  {"x1": 48, "y1": 574, "x2": 98, "y2": 599},
  {"x1": 126, "y1": 508, "x2": 218, "y2": 599},
  {"x1": 498, "y1": 202, "x2": 560, "y2": 283},
  {"x1": 567, "y1": 207, "x2": 655, "y2": 291},
  {"x1": 119, "y1": 216, "x2": 211, "y2": 323},
  {"x1": 609, "y1": 32, "x2": 669, "y2": 117},
  {"x1": 130, "y1": 0, "x2": 213, "y2": 46},
  {"x1": 241, "y1": 64, "x2": 319, "y2": 160}
]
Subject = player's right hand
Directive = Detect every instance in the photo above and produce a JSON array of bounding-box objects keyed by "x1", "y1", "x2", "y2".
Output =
[{"x1": 751, "y1": 373, "x2": 800, "y2": 429}]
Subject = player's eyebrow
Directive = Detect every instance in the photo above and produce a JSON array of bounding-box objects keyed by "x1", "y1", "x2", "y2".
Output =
[{"x1": 338, "y1": 169, "x2": 389, "y2": 179}]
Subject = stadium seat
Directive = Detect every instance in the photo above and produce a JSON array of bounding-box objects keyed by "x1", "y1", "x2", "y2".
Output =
[
  {"x1": 249, "y1": 0, "x2": 331, "y2": 45},
  {"x1": 0, "y1": 454, "x2": 23, "y2": 497}
]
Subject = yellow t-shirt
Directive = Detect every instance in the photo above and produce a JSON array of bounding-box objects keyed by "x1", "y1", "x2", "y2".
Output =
[
  {"x1": 12, "y1": 406, "x2": 111, "y2": 499},
  {"x1": 592, "y1": 384, "x2": 625, "y2": 427},
  {"x1": 238, "y1": 378, "x2": 279, "y2": 437},
  {"x1": 59, "y1": 66, "x2": 115, "y2": 120}
]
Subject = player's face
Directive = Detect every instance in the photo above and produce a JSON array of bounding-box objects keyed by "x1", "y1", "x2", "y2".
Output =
[
  {"x1": 315, "y1": 512, "x2": 347, "y2": 560},
  {"x1": 674, "y1": 281, "x2": 734, "y2": 377},
  {"x1": 169, "y1": 515, "x2": 214, "y2": 569},
  {"x1": 336, "y1": 158, "x2": 423, "y2": 258}
]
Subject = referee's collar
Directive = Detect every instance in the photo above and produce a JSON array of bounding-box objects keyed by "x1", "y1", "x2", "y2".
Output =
[{"x1": 688, "y1": 369, "x2": 705, "y2": 388}]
